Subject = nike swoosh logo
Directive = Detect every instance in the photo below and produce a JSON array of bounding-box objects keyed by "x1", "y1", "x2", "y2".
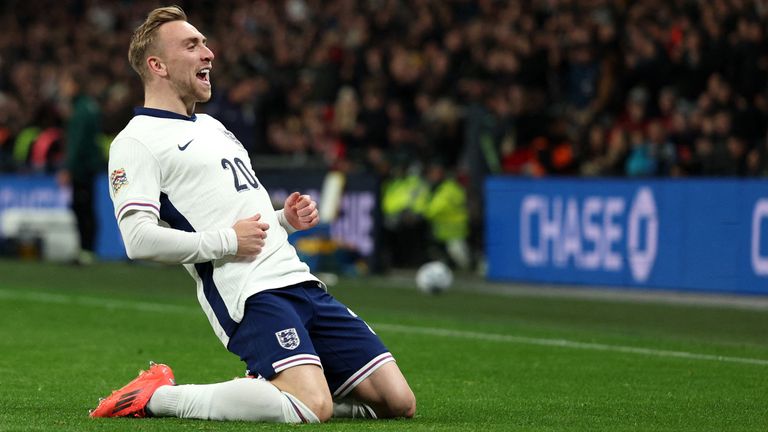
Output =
[{"x1": 178, "y1": 139, "x2": 193, "y2": 151}]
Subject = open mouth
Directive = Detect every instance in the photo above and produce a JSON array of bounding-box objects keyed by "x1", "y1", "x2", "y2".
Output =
[{"x1": 196, "y1": 67, "x2": 211, "y2": 86}]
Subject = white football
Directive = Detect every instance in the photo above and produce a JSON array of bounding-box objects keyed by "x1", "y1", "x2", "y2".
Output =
[{"x1": 415, "y1": 261, "x2": 453, "y2": 294}]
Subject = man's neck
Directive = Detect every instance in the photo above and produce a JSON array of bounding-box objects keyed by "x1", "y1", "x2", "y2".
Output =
[{"x1": 143, "y1": 85, "x2": 196, "y2": 117}]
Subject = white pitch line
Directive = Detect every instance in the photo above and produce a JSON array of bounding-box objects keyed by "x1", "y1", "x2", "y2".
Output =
[
  {"x1": 0, "y1": 288, "x2": 196, "y2": 315},
  {"x1": 374, "y1": 323, "x2": 768, "y2": 366},
  {"x1": 2, "y1": 288, "x2": 767, "y2": 367}
]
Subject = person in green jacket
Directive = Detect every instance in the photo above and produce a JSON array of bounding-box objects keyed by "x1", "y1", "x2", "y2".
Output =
[
  {"x1": 380, "y1": 160, "x2": 431, "y2": 268},
  {"x1": 57, "y1": 71, "x2": 104, "y2": 264},
  {"x1": 423, "y1": 161, "x2": 471, "y2": 270}
]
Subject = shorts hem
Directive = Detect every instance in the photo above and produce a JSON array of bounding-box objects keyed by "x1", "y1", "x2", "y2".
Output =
[
  {"x1": 272, "y1": 353, "x2": 323, "y2": 374},
  {"x1": 332, "y1": 352, "x2": 395, "y2": 398}
]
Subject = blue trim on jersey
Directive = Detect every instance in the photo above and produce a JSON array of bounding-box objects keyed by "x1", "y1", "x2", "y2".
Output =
[
  {"x1": 193, "y1": 261, "x2": 238, "y2": 337},
  {"x1": 158, "y1": 193, "x2": 238, "y2": 337},
  {"x1": 134, "y1": 107, "x2": 197, "y2": 122}
]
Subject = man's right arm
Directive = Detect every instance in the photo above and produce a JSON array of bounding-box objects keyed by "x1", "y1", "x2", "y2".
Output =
[
  {"x1": 118, "y1": 210, "x2": 270, "y2": 263},
  {"x1": 119, "y1": 210, "x2": 237, "y2": 263}
]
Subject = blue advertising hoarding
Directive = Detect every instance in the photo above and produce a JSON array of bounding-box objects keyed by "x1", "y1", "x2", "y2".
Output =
[{"x1": 486, "y1": 177, "x2": 768, "y2": 295}]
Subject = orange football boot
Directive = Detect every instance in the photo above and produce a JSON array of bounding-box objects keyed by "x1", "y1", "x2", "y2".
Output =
[{"x1": 90, "y1": 361, "x2": 175, "y2": 418}]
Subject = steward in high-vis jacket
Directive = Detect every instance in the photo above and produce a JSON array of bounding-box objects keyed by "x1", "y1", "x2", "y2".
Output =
[{"x1": 423, "y1": 162, "x2": 470, "y2": 270}]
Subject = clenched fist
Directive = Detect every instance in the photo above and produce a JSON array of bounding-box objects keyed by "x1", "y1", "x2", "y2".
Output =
[
  {"x1": 283, "y1": 192, "x2": 319, "y2": 231},
  {"x1": 232, "y1": 213, "x2": 270, "y2": 256}
]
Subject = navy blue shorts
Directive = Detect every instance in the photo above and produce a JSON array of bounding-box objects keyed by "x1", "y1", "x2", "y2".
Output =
[{"x1": 227, "y1": 281, "x2": 394, "y2": 397}]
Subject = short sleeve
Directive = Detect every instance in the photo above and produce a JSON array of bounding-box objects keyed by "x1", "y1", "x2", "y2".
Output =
[{"x1": 108, "y1": 137, "x2": 162, "y2": 221}]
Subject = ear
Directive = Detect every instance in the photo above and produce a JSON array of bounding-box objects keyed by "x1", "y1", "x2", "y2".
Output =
[{"x1": 146, "y1": 56, "x2": 168, "y2": 78}]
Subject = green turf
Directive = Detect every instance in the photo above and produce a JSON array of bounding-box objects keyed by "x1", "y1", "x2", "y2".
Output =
[{"x1": 0, "y1": 259, "x2": 766, "y2": 431}]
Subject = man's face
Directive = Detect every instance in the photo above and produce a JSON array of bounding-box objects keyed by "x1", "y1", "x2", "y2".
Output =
[{"x1": 155, "y1": 20, "x2": 214, "y2": 103}]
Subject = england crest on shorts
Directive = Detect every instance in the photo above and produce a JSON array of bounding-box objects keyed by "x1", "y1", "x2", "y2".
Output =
[{"x1": 275, "y1": 328, "x2": 300, "y2": 350}]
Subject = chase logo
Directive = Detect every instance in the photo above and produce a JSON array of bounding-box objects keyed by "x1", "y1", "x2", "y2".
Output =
[
  {"x1": 519, "y1": 187, "x2": 658, "y2": 283},
  {"x1": 752, "y1": 199, "x2": 768, "y2": 277},
  {"x1": 627, "y1": 188, "x2": 658, "y2": 282}
]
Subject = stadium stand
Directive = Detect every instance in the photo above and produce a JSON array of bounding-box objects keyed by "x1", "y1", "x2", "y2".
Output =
[{"x1": 2, "y1": 0, "x2": 767, "y2": 177}]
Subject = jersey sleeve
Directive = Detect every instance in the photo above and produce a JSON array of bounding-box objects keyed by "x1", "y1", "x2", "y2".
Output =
[
  {"x1": 275, "y1": 208, "x2": 298, "y2": 235},
  {"x1": 108, "y1": 137, "x2": 162, "y2": 221},
  {"x1": 118, "y1": 210, "x2": 239, "y2": 263}
]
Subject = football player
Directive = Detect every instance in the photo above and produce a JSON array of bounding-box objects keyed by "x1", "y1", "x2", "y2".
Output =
[{"x1": 91, "y1": 5, "x2": 415, "y2": 424}]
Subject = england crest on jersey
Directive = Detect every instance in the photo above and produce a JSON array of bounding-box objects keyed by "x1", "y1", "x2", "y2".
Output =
[{"x1": 275, "y1": 328, "x2": 300, "y2": 350}]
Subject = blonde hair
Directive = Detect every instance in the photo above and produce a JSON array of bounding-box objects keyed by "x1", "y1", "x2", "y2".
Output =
[{"x1": 128, "y1": 5, "x2": 187, "y2": 82}]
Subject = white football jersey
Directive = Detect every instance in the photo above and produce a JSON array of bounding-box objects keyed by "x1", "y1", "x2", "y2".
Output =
[{"x1": 108, "y1": 107, "x2": 318, "y2": 345}]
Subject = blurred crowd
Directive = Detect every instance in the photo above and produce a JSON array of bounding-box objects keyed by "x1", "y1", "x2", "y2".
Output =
[
  {"x1": 2, "y1": 0, "x2": 768, "y2": 268},
  {"x1": 3, "y1": 0, "x2": 768, "y2": 174}
]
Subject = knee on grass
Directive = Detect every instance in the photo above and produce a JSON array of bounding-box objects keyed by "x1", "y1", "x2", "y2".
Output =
[
  {"x1": 377, "y1": 389, "x2": 416, "y2": 419},
  {"x1": 299, "y1": 391, "x2": 333, "y2": 422}
]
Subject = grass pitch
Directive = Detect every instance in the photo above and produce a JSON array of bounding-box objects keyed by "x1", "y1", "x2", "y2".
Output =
[{"x1": 0, "y1": 259, "x2": 766, "y2": 431}]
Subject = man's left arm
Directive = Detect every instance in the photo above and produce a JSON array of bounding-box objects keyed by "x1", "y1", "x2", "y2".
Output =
[{"x1": 276, "y1": 192, "x2": 319, "y2": 233}]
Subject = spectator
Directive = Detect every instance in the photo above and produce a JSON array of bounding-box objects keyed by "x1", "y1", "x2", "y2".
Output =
[
  {"x1": 380, "y1": 160, "x2": 430, "y2": 269},
  {"x1": 423, "y1": 160, "x2": 470, "y2": 271},
  {"x1": 746, "y1": 132, "x2": 768, "y2": 176},
  {"x1": 56, "y1": 69, "x2": 104, "y2": 265},
  {"x1": 602, "y1": 128, "x2": 631, "y2": 176},
  {"x1": 646, "y1": 120, "x2": 677, "y2": 176},
  {"x1": 625, "y1": 129, "x2": 657, "y2": 177},
  {"x1": 206, "y1": 75, "x2": 269, "y2": 154},
  {"x1": 579, "y1": 124, "x2": 608, "y2": 176}
]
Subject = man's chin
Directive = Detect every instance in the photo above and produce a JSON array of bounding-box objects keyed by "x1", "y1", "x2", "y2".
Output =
[{"x1": 197, "y1": 90, "x2": 212, "y2": 103}]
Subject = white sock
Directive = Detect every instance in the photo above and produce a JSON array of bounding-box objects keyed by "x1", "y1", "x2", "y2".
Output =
[
  {"x1": 146, "y1": 378, "x2": 319, "y2": 423},
  {"x1": 333, "y1": 399, "x2": 377, "y2": 419}
]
